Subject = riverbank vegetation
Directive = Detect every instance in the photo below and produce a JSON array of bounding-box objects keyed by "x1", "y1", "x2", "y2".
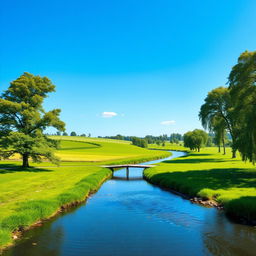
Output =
[
  {"x1": 144, "y1": 146, "x2": 256, "y2": 224},
  {"x1": 0, "y1": 136, "x2": 170, "y2": 250}
]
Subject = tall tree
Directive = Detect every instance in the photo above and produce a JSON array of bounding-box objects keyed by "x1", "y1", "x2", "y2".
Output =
[
  {"x1": 212, "y1": 116, "x2": 227, "y2": 155},
  {"x1": 0, "y1": 72, "x2": 65, "y2": 167},
  {"x1": 228, "y1": 50, "x2": 256, "y2": 163},
  {"x1": 199, "y1": 87, "x2": 238, "y2": 158}
]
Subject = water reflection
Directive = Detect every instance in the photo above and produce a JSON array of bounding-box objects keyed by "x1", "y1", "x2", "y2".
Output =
[{"x1": 203, "y1": 212, "x2": 256, "y2": 256}]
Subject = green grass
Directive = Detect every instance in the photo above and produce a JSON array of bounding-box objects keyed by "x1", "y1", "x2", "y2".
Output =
[
  {"x1": 0, "y1": 136, "x2": 170, "y2": 250},
  {"x1": 144, "y1": 146, "x2": 256, "y2": 223},
  {"x1": 149, "y1": 142, "x2": 187, "y2": 151}
]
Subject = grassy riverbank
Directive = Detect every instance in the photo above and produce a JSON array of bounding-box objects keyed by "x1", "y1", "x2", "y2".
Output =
[
  {"x1": 0, "y1": 137, "x2": 170, "y2": 250},
  {"x1": 144, "y1": 145, "x2": 256, "y2": 224}
]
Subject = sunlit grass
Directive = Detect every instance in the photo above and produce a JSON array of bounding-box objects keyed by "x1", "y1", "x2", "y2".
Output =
[{"x1": 144, "y1": 146, "x2": 256, "y2": 223}]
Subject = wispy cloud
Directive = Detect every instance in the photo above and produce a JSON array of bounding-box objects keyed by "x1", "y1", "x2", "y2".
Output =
[
  {"x1": 101, "y1": 112, "x2": 118, "y2": 118},
  {"x1": 160, "y1": 120, "x2": 176, "y2": 125}
]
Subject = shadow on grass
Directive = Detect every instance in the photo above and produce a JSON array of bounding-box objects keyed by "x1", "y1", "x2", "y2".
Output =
[
  {"x1": 149, "y1": 168, "x2": 256, "y2": 194},
  {"x1": 0, "y1": 166, "x2": 53, "y2": 174},
  {"x1": 163, "y1": 158, "x2": 227, "y2": 164}
]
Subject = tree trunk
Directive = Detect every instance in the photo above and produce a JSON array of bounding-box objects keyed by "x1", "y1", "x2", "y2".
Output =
[
  {"x1": 218, "y1": 145, "x2": 221, "y2": 153},
  {"x1": 22, "y1": 153, "x2": 29, "y2": 168},
  {"x1": 222, "y1": 131, "x2": 226, "y2": 155},
  {"x1": 198, "y1": 147, "x2": 200, "y2": 152},
  {"x1": 232, "y1": 149, "x2": 236, "y2": 158},
  {"x1": 222, "y1": 139, "x2": 226, "y2": 155}
]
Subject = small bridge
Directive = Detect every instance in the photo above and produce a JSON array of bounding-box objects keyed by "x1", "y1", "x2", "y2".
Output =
[{"x1": 102, "y1": 164, "x2": 155, "y2": 180}]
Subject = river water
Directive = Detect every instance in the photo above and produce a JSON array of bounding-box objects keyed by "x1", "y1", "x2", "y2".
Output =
[{"x1": 3, "y1": 151, "x2": 256, "y2": 256}]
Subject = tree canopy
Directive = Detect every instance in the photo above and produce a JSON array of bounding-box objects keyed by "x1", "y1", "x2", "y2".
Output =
[
  {"x1": 184, "y1": 129, "x2": 208, "y2": 152},
  {"x1": 131, "y1": 137, "x2": 148, "y2": 148},
  {"x1": 228, "y1": 50, "x2": 256, "y2": 163},
  {"x1": 0, "y1": 72, "x2": 65, "y2": 167},
  {"x1": 199, "y1": 87, "x2": 238, "y2": 157}
]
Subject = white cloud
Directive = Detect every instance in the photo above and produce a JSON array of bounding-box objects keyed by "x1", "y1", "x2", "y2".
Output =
[
  {"x1": 160, "y1": 120, "x2": 176, "y2": 125},
  {"x1": 101, "y1": 112, "x2": 118, "y2": 118}
]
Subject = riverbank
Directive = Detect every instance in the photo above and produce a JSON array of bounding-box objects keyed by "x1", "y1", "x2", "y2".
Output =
[
  {"x1": 0, "y1": 137, "x2": 170, "y2": 251},
  {"x1": 144, "y1": 146, "x2": 256, "y2": 225}
]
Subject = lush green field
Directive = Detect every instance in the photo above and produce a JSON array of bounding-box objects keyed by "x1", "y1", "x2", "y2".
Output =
[
  {"x1": 0, "y1": 137, "x2": 170, "y2": 249},
  {"x1": 144, "y1": 146, "x2": 256, "y2": 223},
  {"x1": 149, "y1": 142, "x2": 187, "y2": 151}
]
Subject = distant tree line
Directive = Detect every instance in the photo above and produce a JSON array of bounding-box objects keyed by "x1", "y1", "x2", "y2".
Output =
[
  {"x1": 53, "y1": 131, "x2": 91, "y2": 137},
  {"x1": 100, "y1": 133, "x2": 184, "y2": 145},
  {"x1": 199, "y1": 50, "x2": 256, "y2": 163}
]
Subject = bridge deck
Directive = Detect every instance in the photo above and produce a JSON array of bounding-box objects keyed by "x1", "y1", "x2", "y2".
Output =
[{"x1": 102, "y1": 164, "x2": 155, "y2": 169}]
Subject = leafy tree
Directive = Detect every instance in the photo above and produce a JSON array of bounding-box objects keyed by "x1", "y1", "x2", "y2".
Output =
[
  {"x1": 199, "y1": 87, "x2": 238, "y2": 158},
  {"x1": 62, "y1": 132, "x2": 68, "y2": 136},
  {"x1": 0, "y1": 72, "x2": 65, "y2": 167},
  {"x1": 70, "y1": 131, "x2": 77, "y2": 136},
  {"x1": 184, "y1": 129, "x2": 208, "y2": 152},
  {"x1": 228, "y1": 50, "x2": 256, "y2": 163},
  {"x1": 131, "y1": 137, "x2": 148, "y2": 148},
  {"x1": 80, "y1": 133, "x2": 86, "y2": 137}
]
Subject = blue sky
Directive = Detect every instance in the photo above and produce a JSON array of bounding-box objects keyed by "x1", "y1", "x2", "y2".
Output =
[{"x1": 1, "y1": 0, "x2": 256, "y2": 136}]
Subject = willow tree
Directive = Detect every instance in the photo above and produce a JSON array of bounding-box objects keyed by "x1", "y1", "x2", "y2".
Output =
[
  {"x1": 199, "y1": 87, "x2": 238, "y2": 158},
  {"x1": 0, "y1": 72, "x2": 65, "y2": 167},
  {"x1": 228, "y1": 50, "x2": 256, "y2": 163},
  {"x1": 212, "y1": 116, "x2": 227, "y2": 155}
]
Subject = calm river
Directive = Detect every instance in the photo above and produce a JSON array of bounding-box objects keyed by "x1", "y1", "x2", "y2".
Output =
[{"x1": 3, "y1": 151, "x2": 256, "y2": 256}]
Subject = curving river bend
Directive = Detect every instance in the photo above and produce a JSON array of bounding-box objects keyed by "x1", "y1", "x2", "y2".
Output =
[{"x1": 3, "y1": 151, "x2": 256, "y2": 256}]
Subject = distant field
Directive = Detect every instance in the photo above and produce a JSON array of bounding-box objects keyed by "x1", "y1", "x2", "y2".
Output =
[
  {"x1": 54, "y1": 136, "x2": 154, "y2": 162},
  {"x1": 52, "y1": 136, "x2": 131, "y2": 144},
  {"x1": 149, "y1": 142, "x2": 187, "y2": 151},
  {"x1": 0, "y1": 136, "x2": 170, "y2": 248},
  {"x1": 4, "y1": 136, "x2": 168, "y2": 164}
]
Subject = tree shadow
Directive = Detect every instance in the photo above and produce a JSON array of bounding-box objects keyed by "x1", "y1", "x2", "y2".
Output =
[
  {"x1": 163, "y1": 158, "x2": 227, "y2": 164},
  {"x1": 150, "y1": 168, "x2": 256, "y2": 193},
  {"x1": 0, "y1": 166, "x2": 53, "y2": 174}
]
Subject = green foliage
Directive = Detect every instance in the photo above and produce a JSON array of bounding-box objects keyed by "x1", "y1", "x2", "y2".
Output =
[
  {"x1": 199, "y1": 86, "x2": 237, "y2": 157},
  {"x1": 0, "y1": 72, "x2": 65, "y2": 167},
  {"x1": 70, "y1": 131, "x2": 77, "y2": 136},
  {"x1": 183, "y1": 129, "x2": 208, "y2": 152},
  {"x1": 131, "y1": 137, "x2": 148, "y2": 148},
  {"x1": 228, "y1": 50, "x2": 256, "y2": 163},
  {"x1": 200, "y1": 50, "x2": 256, "y2": 163}
]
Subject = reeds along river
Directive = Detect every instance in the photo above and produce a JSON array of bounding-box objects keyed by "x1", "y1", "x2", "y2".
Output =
[{"x1": 3, "y1": 151, "x2": 256, "y2": 256}]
